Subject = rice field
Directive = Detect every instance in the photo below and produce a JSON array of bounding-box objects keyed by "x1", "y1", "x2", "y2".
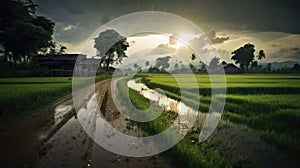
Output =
[
  {"x1": 127, "y1": 73, "x2": 300, "y2": 167},
  {"x1": 0, "y1": 75, "x2": 111, "y2": 116}
]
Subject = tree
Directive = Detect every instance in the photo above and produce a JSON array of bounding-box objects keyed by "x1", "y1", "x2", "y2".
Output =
[
  {"x1": 251, "y1": 61, "x2": 258, "y2": 71},
  {"x1": 231, "y1": 43, "x2": 255, "y2": 72},
  {"x1": 58, "y1": 45, "x2": 67, "y2": 55},
  {"x1": 155, "y1": 56, "x2": 171, "y2": 70},
  {"x1": 189, "y1": 63, "x2": 197, "y2": 73},
  {"x1": 199, "y1": 60, "x2": 205, "y2": 68},
  {"x1": 221, "y1": 61, "x2": 227, "y2": 66},
  {"x1": 94, "y1": 29, "x2": 129, "y2": 72},
  {"x1": 292, "y1": 63, "x2": 300, "y2": 71},
  {"x1": 133, "y1": 63, "x2": 139, "y2": 71},
  {"x1": 174, "y1": 63, "x2": 179, "y2": 69},
  {"x1": 266, "y1": 63, "x2": 272, "y2": 72},
  {"x1": 257, "y1": 50, "x2": 266, "y2": 66},
  {"x1": 43, "y1": 42, "x2": 67, "y2": 56},
  {"x1": 0, "y1": 0, "x2": 54, "y2": 68},
  {"x1": 191, "y1": 53, "x2": 197, "y2": 61},
  {"x1": 145, "y1": 61, "x2": 150, "y2": 67},
  {"x1": 209, "y1": 56, "x2": 220, "y2": 72}
]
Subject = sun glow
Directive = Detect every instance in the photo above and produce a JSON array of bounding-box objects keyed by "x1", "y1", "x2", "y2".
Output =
[{"x1": 170, "y1": 33, "x2": 201, "y2": 49}]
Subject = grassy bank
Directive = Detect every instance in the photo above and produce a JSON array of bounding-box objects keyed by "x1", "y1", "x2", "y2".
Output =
[
  {"x1": 138, "y1": 74, "x2": 300, "y2": 155},
  {"x1": 0, "y1": 75, "x2": 111, "y2": 116}
]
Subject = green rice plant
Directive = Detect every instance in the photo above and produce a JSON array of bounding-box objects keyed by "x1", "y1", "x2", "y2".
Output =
[
  {"x1": 139, "y1": 74, "x2": 300, "y2": 154},
  {"x1": 0, "y1": 75, "x2": 111, "y2": 116}
]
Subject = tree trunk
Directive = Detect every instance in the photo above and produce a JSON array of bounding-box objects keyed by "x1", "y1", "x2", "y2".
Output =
[
  {"x1": 3, "y1": 49, "x2": 9, "y2": 62},
  {"x1": 105, "y1": 54, "x2": 111, "y2": 72},
  {"x1": 240, "y1": 64, "x2": 245, "y2": 73},
  {"x1": 12, "y1": 55, "x2": 18, "y2": 76}
]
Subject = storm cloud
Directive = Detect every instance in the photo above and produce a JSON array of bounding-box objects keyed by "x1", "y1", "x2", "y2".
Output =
[
  {"x1": 32, "y1": 0, "x2": 300, "y2": 62},
  {"x1": 34, "y1": 0, "x2": 300, "y2": 44}
]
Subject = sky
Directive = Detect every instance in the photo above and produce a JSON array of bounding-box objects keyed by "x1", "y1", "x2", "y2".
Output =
[{"x1": 34, "y1": 0, "x2": 300, "y2": 64}]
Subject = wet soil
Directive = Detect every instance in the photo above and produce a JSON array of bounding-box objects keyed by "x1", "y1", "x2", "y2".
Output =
[
  {"x1": 88, "y1": 80, "x2": 183, "y2": 168},
  {"x1": 35, "y1": 79, "x2": 182, "y2": 168},
  {"x1": 0, "y1": 93, "x2": 74, "y2": 168},
  {"x1": 0, "y1": 80, "x2": 108, "y2": 168}
]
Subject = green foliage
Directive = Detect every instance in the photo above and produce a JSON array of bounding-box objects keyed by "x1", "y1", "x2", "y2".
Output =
[
  {"x1": 208, "y1": 56, "x2": 220, "y2": 72},
  {"x1": 94, "y1": 29, "x2": 129, "y2": 71},
  {"x1": 231, "y1": 43, "x2": 255, "y2": 71},
  {"x1": 154, "y1": 56, "x2": 171, "y2": 70},
  {"x1": 0, "y1": 0, "x2": 54, "y2": 66},
  {"x1": 257, "y1": 50, "x2": 266, "y2": 61}
]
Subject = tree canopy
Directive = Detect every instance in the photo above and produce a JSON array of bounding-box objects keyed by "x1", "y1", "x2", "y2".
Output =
[
  {"x1": 231, "y1": 43, "x2": 255, "y2": 71},
  {"x1": 94, "y1": 29, "x2": 129, "y2": 72},
  {"x1": 257, "y1": 50, "x2": 266, "y2": 66},
  {"x1": 0, "y1": 0, "x2": 54, "y2": 67},
  {"x1": 145, "y1": 61, "x2": 150, "y2": 67},
  {"x1": 209, "y1": 56, "x2": 220, "y2": 72},
  {"x1": 155, "y1": 56, "x2": 171, "y2": 70},
  {"x1": 191, "y1": 53, "x2": 197, "y2": 61}
]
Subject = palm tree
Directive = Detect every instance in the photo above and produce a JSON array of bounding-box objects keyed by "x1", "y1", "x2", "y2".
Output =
[
  {"x1": 145, "y1": 61, "x2": 150, "y2": 67},
  {"x1": 191, "y1": 53, "x2": 197, "y2": 61},
  {"x1": 257, "y1": 50, "x2": 266, "y2": 66}
]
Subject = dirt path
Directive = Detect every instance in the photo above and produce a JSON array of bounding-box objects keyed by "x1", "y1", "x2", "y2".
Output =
[
  {"x1": 36, "y1": 79, "x2": 182, "y2": 168},
  {"x1": 0, "y1": 79, "x2": 108, "y2": 168},
  {"x1": 0, "y1": 93, "x2": 74, "y2": 167},
  {"x1": 89, "y1": 80, "x2": 182, "y2": 168}
]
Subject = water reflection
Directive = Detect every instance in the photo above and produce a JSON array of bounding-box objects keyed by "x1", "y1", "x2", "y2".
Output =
[
  {"x1": 54, "y1": 105, "x2": 73, "y2": 124},
  {"x1": 127, "y1": 79, "x2": 224, "y2": 142},
  {"x1": 127, "y1": 79, "x2": 204, "y2": 134}
]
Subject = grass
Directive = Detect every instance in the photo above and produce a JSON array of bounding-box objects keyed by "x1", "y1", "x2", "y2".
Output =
[
  {"x1": 0, "y1": 75, "x2": 111, "y2": 116},
  {"x1": 138, "y1": 74, "x2": 300, "y2": 154}
]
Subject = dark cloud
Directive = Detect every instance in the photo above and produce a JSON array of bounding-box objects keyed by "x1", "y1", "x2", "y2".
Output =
[
  {"x1": 272, "y1": 47, "x2": 300, "y2": 61},
  {"x1": 291, "y1": 47, "x2": 300, "y2": 52},
  {"x1": 157, "y1": 44, "x2": 176, "y2": 52},
  {"x1": 188, "y1": 35, "x2": 207, "y2": 49},
  {"x1": 33, "y1": 0, "x2": 300, "y2": 44},
  {"x1": 130, "y1": 32, "x2": 163, "y2": 37},
  {"x1": 147, "y1": 44, "x2": 176, "y2": 56},
  {"x1": 101, "y1": 15, "x2": 111, "y2": 24},
  {"x1": 287, "y1": 53, "x2": 300, "y2": 60},
  {"x1": 207, "y1": 31, "x2": 229, "y2": 44},
  {"x1": 271, "y1": 44, "x2": 278, "y2": 48}
]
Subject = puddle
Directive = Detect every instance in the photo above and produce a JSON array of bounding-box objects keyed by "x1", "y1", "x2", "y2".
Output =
[
  {"x1": 127, "y1": 79, "x2": 223, "y2": 142},
  {"x1": 127, "y1": 79, "x2": 205, "y2": 130},
  {"x1": 54, "y1": 105, "x2": 73, "y2": 124}
]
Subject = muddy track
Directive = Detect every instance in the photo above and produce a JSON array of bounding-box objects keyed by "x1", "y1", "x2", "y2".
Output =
[
  {"x1": 0, "y1": 79, "x2": 110, "y2": 168},
  {"x1": 88, "y1": 79, "x2": 182, "y2": 168},
  {"x1": 35, "y1": 79, "x2": 182, "y2": 168}
]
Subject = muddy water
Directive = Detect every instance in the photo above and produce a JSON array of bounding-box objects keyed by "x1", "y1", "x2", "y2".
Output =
[
  {"x1": 54, "y1": 105, "x2": 73, "y2": 124},
  {"x1": 127, "y1": 79, "x2": 206, "y2": 129},
  {"x1": 37, "y1": 78, "x2": 181, "y2": 168},
  {"x1": 85, "y1": 80, "x2": 182, "y2": 168},
  {"x1": 38, "y1": 80, "x2": 109, "y2": 167}
]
